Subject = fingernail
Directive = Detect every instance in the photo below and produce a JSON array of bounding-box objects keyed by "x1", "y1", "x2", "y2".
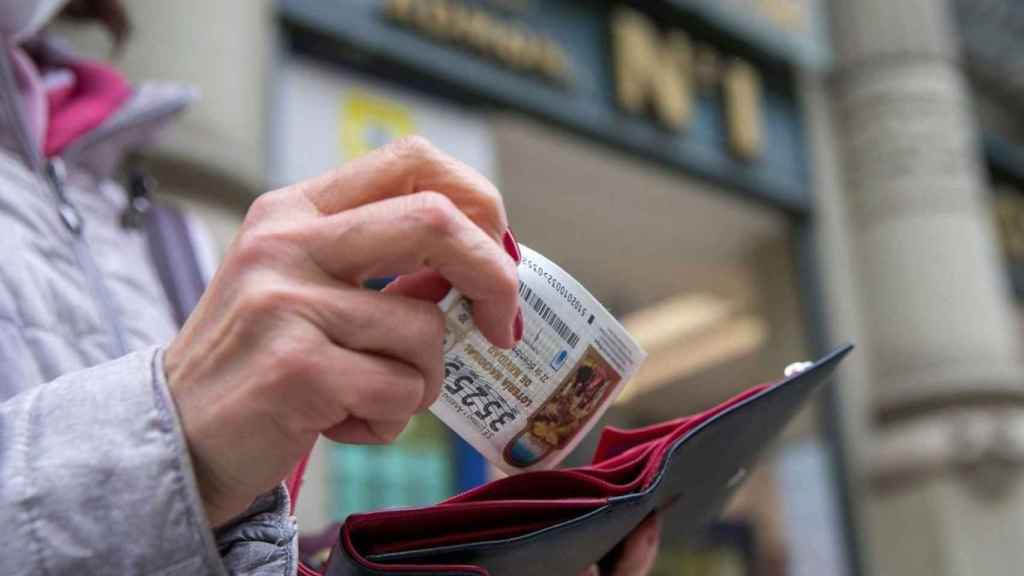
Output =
[
  {"x1": 502, "y1": 229, "x2": 522, "y2": 264},
  {"x1": 513, "y1": 307, "x2": 524, "y2": 342}
]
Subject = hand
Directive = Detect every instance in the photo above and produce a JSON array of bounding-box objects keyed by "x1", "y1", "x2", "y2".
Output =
[
  {"x1": 164, "y1": 137, "x2": 521, "y2": 527},
  {"x1": 580, "y1": 514, "x2": 662, "y2": 576}
]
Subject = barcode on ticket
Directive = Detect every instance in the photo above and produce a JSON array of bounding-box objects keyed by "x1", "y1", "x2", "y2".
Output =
[{"x1": 518, "y1": 282, "x2": 580, "y2": 349}]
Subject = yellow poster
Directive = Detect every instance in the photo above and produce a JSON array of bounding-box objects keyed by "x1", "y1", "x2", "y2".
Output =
[{"x1": 339, "y1": 90, "x2": 416, "y2": 160}]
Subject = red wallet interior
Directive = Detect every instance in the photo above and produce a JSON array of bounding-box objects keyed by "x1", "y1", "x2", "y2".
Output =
[{"x1": 343, "y1": 383, "x2": 771, "y2": 558}]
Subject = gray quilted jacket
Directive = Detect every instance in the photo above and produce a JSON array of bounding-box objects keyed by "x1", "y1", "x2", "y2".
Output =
[{"x1": 0, "y1": 42, "x2": 297, "y2": 576}]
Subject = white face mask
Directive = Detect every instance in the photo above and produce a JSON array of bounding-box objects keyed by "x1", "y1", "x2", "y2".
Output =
[{"x1": 0, "y1": 0, "x2": 71, "y2": 41}]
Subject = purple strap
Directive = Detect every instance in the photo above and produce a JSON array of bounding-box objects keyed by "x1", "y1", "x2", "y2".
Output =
[{"x1": 144, "y1": 202, "x2": 206, "y2": 327}]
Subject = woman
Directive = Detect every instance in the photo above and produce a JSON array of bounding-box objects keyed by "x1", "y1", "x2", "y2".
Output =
[{"x1": 0, "y1": 1, "x2": 660, "y2": 574}]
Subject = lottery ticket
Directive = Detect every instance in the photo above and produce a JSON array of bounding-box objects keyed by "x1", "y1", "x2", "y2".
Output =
[{"x1": 431, "y1": 245, "x2": 647, "y2": 474}]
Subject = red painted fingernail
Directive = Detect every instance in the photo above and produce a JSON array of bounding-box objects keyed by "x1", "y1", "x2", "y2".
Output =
[
  {"x1": 502, "y1": 229, "x2": 522, "y2": 264},
  {"x1": 513, "y1": 307, "x2": 524, "y2": 342}
]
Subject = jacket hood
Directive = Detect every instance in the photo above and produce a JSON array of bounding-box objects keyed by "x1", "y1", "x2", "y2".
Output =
[
  {"x1": 0, "y1": 0, "x2": 70, "y2": 41},
  {"x1": 0, "y1": 34, "x2": 197, "y2": 177}
]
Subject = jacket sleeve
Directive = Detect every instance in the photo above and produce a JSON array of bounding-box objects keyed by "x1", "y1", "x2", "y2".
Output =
[{"x1": 0, "y1": 346, "x2": 297, "y2": 576}]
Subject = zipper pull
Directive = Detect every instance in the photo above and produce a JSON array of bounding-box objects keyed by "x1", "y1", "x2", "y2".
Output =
[
  {"x1": 122, "y1": 167, "x2": 155, "y2": 229},
  {"x1": 45, "y1": 158, "x2": 83, "y2": 235}
]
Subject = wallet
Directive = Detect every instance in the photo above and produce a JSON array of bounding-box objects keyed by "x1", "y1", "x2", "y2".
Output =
[{"x1": 295, "y1": 344, "x2": 852, "y2": 576}]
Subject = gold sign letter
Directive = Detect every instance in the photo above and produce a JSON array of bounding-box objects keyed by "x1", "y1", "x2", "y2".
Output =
[
  {"x1": 385, "y1": 0, "x2": 415, "y2": 22},
  {"x1": 723, "y1": 59, "x2": 762, "y2": 160},
  {"x1": 612, "y1": 8, "x2": 692, "y2": 131}
]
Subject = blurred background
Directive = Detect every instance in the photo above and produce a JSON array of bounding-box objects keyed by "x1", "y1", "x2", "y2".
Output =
[{"x1": 57, "y1": 0, "x2": 1024, "y2": 574}]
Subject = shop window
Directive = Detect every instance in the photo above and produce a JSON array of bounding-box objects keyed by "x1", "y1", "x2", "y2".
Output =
[{"x1": 328, "y1": 413, "x2": 453, "y2": 519}]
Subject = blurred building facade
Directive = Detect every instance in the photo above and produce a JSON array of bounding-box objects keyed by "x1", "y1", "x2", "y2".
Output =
[
  {"x1": 58, "y1": 1, "x2": 1024, "y2": 574},
  {"x1": 826, "y1": 0, "x2": 1024, "y2": 574}
]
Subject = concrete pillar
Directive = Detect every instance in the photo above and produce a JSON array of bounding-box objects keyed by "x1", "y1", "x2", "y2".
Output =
[
  {"x1": 830, "y1": 0, "x2": 1024, "y2": 573},
  {"x1": 115, "y1": 0, "x2": 275, "y2": 194}
]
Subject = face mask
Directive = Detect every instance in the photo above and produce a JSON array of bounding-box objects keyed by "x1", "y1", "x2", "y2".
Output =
[{"x1": 0, "y1": 0, "x2": 71, "y2": 42}]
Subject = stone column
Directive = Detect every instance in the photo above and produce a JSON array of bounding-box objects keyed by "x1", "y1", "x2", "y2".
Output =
[{"x1": 830, "y1": 0, "x2": 1024, "y2": 573}]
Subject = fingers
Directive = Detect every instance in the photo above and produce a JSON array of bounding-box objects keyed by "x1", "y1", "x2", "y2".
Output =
[
  {"x1": 315, "y1": 346, "x2": 421, "y2": 446},
  {"x1": 298, "y1": 136, "x2": 508, "y2": 241},
  {"x1": 610, "y1": 514, "x2": 661, "y2": 576},
  {"x1": 315, "y1": 345, "x2": 429, "y2": 425},
  {"x1": 322, "y1": 417, "x2": 411, "y2": 445},
  {"x1": 307, "y1": 192, "x2": 520, "y2": 348},
  {"x1": 384, "y1": 270, "x2": 453, "y2": 303},
  {"x1": 306, "y1": 285, "x2": 445, "y2": 410}
]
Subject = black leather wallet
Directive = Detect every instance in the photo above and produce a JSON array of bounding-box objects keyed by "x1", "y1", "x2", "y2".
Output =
[{"x1": 304, "y1": 345, "x2": 852, "y2": 576}]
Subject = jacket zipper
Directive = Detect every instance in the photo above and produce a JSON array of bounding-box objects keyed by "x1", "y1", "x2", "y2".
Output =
[
  {"x1": 0, "y1": 50, "x2": 188, "y2": 358},
  {"x1": 121, "y1": 166, "x2": 155, "y2": 229},
  {"x1": 49, "y1": 99, "x2": 192, "y2": 356},
  {"x1": 45, "y1": 157, "x2": 129, "y2": 357}
]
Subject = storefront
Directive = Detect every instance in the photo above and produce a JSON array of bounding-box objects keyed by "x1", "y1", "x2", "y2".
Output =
[
  {"x1": 989, "y1": 139, "x2": 1024, "y2": 303},
  {"x1": 961, "y1": 0, "x2": 1024, "y2": 310},
  {"x1": 272, "y1": 1, "x2": 847, "y2": 574}
]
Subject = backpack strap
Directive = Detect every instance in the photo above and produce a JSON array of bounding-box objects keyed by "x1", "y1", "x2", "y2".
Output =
[
  {"x1": 131, "y1": 167, "x2": 205, "y2": 327},
  {"x1": 144, "y1": 200, "x2": 207, "y2": 326}
]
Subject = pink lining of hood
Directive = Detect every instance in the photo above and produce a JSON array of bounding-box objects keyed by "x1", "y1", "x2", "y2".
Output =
[
  {"x1": 6, "y1": 46, "x2": 132, "y2": 159},
  {"x1": 43, "y1": 58, "x2": 131, "y2": 157}
]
